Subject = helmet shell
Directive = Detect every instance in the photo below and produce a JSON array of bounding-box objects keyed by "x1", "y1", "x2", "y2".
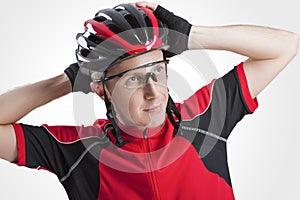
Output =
[{"x1": 76, "y1": 4, "x2": 169, "y2": 72}]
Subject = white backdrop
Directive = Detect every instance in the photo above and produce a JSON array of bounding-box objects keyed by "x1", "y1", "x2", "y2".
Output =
[{"x1": 0, "y1": 0, "x2": 299, "y2": 199}]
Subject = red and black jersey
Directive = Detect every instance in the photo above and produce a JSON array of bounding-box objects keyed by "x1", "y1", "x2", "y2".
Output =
[{"x1": 12, "y1": 63, "x2": 258, "y2": 200}]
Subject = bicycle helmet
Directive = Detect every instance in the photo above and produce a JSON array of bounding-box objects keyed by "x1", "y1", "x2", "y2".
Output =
[
  {"x1": 76, "y1": 3, "x2": 169, "y2": 72},
  {"x1": 75, "y1": 4, "x2": 181, "y2": 147}
]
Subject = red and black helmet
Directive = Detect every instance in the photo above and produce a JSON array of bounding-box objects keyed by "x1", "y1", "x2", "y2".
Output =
[{"x1": 76, "y1": 4, "x2": 169, "y2": 72}]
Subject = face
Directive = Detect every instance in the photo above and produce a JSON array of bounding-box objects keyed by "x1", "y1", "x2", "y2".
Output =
[{"x1": 100, "y1": 50, "x2": 169, "y2": 130}]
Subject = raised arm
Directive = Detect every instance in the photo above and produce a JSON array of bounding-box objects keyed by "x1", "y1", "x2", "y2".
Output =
[
  {"x1": 188, "y1": 25, "x2": 298, "y2": 98},
  {"x1": 0, "y1": 73, "x2": 72, "y2": 162},
  {"x1": 0, "y1": 74, "x2": 71, "y2": 124},
  {"x1": 135, "y1": 1, "x2": 298, "y2": 98}
]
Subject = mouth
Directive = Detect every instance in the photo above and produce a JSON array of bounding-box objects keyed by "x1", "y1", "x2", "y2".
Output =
[{"x1": 143, "y1": 103, "x2": 163, "y2": 113}]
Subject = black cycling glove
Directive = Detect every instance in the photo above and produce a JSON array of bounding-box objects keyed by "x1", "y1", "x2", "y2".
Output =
[
  {"x1": 154, "y1": 5, "x2": 192, "y2": 57},
  {"x1": 64, "y1": 63, "x2": 92, "y2": 93}
]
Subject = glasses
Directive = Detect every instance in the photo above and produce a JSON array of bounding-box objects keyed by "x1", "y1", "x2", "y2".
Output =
[{"x1": 93, "y1": 60, "x2": 169, "y2": 89}]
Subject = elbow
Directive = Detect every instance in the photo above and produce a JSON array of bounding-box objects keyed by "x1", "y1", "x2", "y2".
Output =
[
  {"x1": 280, "y1": 32, "x2": 299, "y2": 64},
  {"x1": 289, "y1": 32, "x2": 299, "y2": 59}
]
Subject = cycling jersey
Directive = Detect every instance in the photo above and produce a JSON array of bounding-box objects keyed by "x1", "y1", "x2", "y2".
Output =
[{"x1": 12, "y1": 63, "x2": 258, "y2": 200}]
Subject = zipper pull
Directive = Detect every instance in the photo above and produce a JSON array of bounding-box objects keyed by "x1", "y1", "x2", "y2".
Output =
[{"x1": 143, "y1": 129, "x2": 148, "y2": 139}]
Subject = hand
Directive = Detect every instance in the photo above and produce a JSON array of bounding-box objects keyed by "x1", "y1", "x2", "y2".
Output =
[
  {"x1": 135, "y1": 2, "x2": 192, "y2": 57},
  {"x1": 134, "y1": 1, "x2": 157, "y2": 11},
  {"x1": 64, "y1": 63, "x2": 92, "y2": 93}
]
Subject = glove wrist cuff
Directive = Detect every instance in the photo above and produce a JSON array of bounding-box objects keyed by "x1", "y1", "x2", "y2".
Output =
[{"x1": 153, "y1": 5, "x2": 172, "y2": 20}]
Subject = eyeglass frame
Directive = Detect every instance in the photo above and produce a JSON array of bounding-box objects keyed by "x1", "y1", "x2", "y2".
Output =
[{"x1": 92, "y1": 59, "x2": 169, "y2": 85}]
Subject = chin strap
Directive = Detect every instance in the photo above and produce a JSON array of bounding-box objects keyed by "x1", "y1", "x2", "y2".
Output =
[
  {"x1": 102, "y1": 73, "x2": 130, "y2": 148},
  {"x1": 104, "y1": 94, "x2": 130, "y2": 147},
  {"x1": 166, "y1": 95, "x2": 182, "y2": 135}
]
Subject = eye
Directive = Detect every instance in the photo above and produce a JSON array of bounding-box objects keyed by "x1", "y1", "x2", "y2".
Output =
[
  {"x1": 128, "y1": 76, "x2": 138, "y2": 82},
  {"x1": 155, "y1": 66, "x2": 164, "y2": 74},
  {"x1": 124, "y1": 74, "x2": 142, "y2": 88}
]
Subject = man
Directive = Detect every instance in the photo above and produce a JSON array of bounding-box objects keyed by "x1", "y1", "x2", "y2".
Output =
[{"x1": 0, "y1": 2, "x2": 298, "y2": 200}]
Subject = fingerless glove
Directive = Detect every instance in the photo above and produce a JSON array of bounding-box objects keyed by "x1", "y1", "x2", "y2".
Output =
[
  {"x1": 64, "y1": 63, "x2": 92, "y2": 93},
  {"x1": 154, "y1": 5, "x2": 192, "y2": 57}
]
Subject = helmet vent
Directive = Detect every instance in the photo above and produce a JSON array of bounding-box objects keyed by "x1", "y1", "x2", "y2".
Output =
[
  {"x1": 94, "y1": 13, "x2": 112, "y2": 22},
  {"x1": 124, "y1": 15, "x2": 140, "y2": 29},
  {"x1": 114, "y1": 6, "x2": 125, "y2": 12},
  {"x1": 88, "y1": 34, "x2": 104, "y2": 45},
  {"x1": 107, "y1": 24, "x2": 123, "y2": 35}
]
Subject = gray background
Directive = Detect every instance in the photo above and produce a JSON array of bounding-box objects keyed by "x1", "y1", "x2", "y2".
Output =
[{"x1": 0, "y1": 0, "x2": 299, "y2": 199}]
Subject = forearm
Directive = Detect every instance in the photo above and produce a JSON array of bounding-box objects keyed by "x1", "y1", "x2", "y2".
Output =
[
  {"x1": 0, "y1": 73, "x2": 72, "y2": 124},
  {"x1": 188, "y1": 24, "x2": 298, "y2": 98},
  {"x1": 188, "y1": 25, "x2": 298, "y2": 61}
]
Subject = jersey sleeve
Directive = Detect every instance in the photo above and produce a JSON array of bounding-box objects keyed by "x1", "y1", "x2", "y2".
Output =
[
  {"x1": 220, "y1": 62, "x2": 258, "y2": 138},
  {"x1": 179, "y1": 62, "x2": 258, "y2": 140},
  {"x1": 11, "y1": 122, "x2": 105, "y2": 178}
]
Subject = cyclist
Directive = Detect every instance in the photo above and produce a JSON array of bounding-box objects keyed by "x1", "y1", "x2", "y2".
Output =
[{"x1": 0, "y1": 2, "x2": 298, "y2": 199}]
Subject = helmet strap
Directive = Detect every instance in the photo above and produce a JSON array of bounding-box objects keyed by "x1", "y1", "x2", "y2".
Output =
[
  {"x1": 102, "y1": 74, "x2": 130, "y2": 148},
  {"x1": 166, "y1": 94, "x2": 182, "y2": 135}
]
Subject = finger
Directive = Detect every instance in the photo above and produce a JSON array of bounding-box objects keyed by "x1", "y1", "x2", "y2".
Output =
[{"x1": 135, "y1": 1, "x2": 158, "y2": 11}]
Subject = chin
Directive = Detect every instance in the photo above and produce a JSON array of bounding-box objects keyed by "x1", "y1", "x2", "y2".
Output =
[{"x1": 141, "y1": 114, "x2": 166, "y2": 128}]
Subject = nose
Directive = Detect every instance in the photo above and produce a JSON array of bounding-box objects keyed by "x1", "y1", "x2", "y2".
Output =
[{"x1": 143, "y1": 78, "x2": 159, "y2": 100}]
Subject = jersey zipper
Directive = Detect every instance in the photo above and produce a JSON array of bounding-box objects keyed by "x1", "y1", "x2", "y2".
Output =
[{"x1": 143, "y1": 129, "x2": 161, "y2": 200}]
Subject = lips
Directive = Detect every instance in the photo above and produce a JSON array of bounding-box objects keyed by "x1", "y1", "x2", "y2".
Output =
[{"x1": 143, "y1": 103, "x2": 162, "y2": 113}]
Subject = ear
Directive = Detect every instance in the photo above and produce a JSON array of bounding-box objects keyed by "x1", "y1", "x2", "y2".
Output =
[
  {"x1": 90, "y1": 82, "x2": 104, "y2": 99},
  {"x1": 90, "y1": 82, "x2": 111, "y2": 101}
]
